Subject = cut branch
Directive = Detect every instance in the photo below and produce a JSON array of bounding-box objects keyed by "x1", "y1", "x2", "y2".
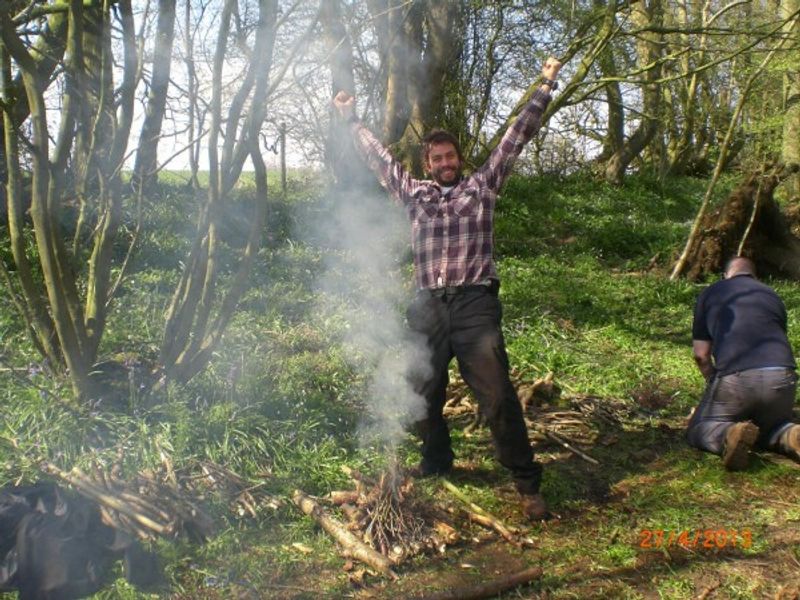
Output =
[
  {"x1": 292, "y1": 489, "x2": 398, "y2": 579},
  {"x1": 441, "y1": 479, "x2": 517, "y2": 545}
]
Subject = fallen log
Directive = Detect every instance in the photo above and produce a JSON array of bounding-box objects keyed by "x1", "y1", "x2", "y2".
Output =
[
  {"x1": 291, "y1": 489, "x2": 398, "y2": 580},
  {"x1": 441, "y1": 480, "x2": 517, "y2": 545},
  {"x1": 406, "y1": 565, "x2": 543, "y2": 600}
]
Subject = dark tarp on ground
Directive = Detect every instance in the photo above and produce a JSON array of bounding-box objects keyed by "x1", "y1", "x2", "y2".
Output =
[{"x1": 0, "y1": 482, "x2": 162, "y2": 600}]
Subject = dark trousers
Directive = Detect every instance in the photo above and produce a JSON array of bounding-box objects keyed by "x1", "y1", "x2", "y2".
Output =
[
  {"x1": 686, "y1": 367, "x2": 797, "y2": 455},
  {"x1": 405, "y1": 285, "x2": 542, "y2": 494}
]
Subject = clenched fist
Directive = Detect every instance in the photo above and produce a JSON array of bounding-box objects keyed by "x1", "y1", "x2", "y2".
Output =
[
  {"x1": 333, "y1": 90, "x2": 355, "y2": 121},
  {"x1": 542, "y1": 57, "x2": 562, "y2": 81}
]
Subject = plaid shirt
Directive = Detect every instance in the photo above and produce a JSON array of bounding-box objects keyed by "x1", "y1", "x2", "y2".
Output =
[{"x1": 351, "y1": 88, "x2": 551, "y2": 290}]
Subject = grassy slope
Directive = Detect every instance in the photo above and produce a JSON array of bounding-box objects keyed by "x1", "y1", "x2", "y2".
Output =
[{"x1": 1, "y1": 171, "x2": 799, "y2": 599}]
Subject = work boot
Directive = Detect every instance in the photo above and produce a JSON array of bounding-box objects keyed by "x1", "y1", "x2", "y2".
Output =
[
  {"x1": 778, "y1": 424, "x2": 800, "y2": 461},
  {"x1": 520, "y1": 492, "x2": 550, "y2": 521},
  {"x1": 408, "y1": 461, "x2": 452, "y2": 479},
  {"x1": 721, "y1": 421, "x2": 760, "y2": 471}
]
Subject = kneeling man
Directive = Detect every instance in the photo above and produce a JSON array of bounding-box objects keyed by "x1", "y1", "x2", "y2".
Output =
[{"x1": 688, "y1": 256, "x2": 800, "y2": 469}]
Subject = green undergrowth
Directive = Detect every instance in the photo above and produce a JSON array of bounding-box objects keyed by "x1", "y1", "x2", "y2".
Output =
[{"x1": 2, "y1": 170, "x2": 800, "y2": 599}]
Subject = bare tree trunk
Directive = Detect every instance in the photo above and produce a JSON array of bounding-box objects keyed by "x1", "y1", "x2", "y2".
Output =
[
  {"x1": 382, "y1": 0, "x2": 417, "y2": 146},
  {"x1": 593, "y1": 14, "x2": 623, "y2": 165},
  {"x1": 182, "y1": 0, "x2": 201, "y2": 190},
  {"x1": 84, "y1": 0, "x2": 137, "y2": 358},
  {"x1": 1, "y1": 10, "x2": 91, "y2": 397},
  {"x1": 321, "y1": 0, "x2": 362, "y2": 187},
  {"x1": 0, "y1": 2, "x2": 69, "y2": 180},
  {"x1": 394, "y1": 0, "x2": 464, "y2": 173},
  {"x1": 604, "y1": 0, "x2": 663, "y2": 185},
  {"x1": 1, "y1": 46, "x2": 60, "y2": 366},
  {"x1": 782, "y1": 0, "x2": 800, "y2": 199},
  {"x1": 161, "y1": 0, "x2": 279, "y2": 384},
  {"x1": 132, "y1": 0, "x2": 176, "y2": 192}
]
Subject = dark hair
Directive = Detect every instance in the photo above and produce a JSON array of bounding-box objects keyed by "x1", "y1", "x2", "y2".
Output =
[{"x1": 421, "y1": 129, "x2": 464, "y2": 166}]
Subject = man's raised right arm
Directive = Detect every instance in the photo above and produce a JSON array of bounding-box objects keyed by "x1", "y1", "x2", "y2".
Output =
[{"x1": 332, "y1": 91, "x2": 415, "y2": 204}]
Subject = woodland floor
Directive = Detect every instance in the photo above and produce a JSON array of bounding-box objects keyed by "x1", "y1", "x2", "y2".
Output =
[{"x1": 174, "y1": 403, "x2": 800, "y2": 600}]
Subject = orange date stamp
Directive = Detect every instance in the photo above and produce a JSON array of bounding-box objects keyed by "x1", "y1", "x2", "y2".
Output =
[{"x1": 639, "y1": 529, "x2": 752, "y2": 549}]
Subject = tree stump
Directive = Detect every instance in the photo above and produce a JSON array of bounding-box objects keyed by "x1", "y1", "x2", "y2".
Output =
[{"x1": 681, "y1": 163, "x2": 800, "y2": 281}]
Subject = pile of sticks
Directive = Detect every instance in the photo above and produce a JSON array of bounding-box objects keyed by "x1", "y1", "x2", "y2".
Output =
[
  {"x1": 43, "y1": 461, "x2": 213, "y2": 542},
  {"x1": 337, "y1": 466, "x2": 430, "y2": 558},
  {"x1": 292, "y1": 463, "x2": 539, "y2": 579},
  {"x1": 42, "y1": 456, "x2": 279, "y2": 543},
  {"x1": 293, "y1": 464, "x2": 456, "y2": 578},
  {"x1": 444, "y1": 370, "x2": 634, "y2": 465}
]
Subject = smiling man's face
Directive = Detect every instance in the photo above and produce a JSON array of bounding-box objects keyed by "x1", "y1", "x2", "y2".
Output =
[{"x1": 425, "y1": 141, "x2": 462, "y2": 186}]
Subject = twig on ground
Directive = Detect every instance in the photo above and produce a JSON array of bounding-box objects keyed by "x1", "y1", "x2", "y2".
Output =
[
  {"x1": 292, "y1": 489, "x2": 398, "y2": 580},
  {"x1": 695, "y1": 581, "x2": 720, "y2": 600},
  {"x1": 537, "y1": 427, "x2": 600, "y2": 465},
  {"x1": 440, "y1": 479, "x2": 518, "y2": 545}
]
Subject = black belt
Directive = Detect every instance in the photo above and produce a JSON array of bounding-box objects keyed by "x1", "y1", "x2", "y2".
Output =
[{"x1": 426, "y1": 283, "x2": 496, "y2": 298}]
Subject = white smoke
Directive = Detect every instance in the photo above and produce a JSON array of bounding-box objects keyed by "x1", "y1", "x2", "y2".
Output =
[{"x1": 311, "y1": 188, "x2": 430, "y2": 456}]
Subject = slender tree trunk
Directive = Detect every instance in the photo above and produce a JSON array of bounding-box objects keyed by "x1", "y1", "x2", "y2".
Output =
[
  {"x1": 604, "y1": 0, "x2": 663, "y2": 185},
  {"x1": 782, "y1": 0, "x2": 800, "y2": 198},
  {"x1": 1, "y1": 46, "x2": 60, "y2": 366},
  {"x1": 162, "y1": 0, "x2": 279, "y2": 384},
  {"x1": 183, "y1": 0, "x2": 201, "y2": 189},
  {"x1": 593, "y1": 15, "x2": 623, "y2": 164},
  {"x1": 321, "y1": 0, "x2": 361, "y2": 186},
  {"x1": 1, "y1": 13, "x2": 91, "y2": 397},
  {"x1": 382, "y1": 0, "x2": 416, "y2": 146},
  {"x1": 0, "y1": 2, "x2": 69, "y2": 180},
  {"x1": 396, "y1": 0, "x2": 464, "y2": 173},
  {"x1": 132, "y1": 0, "x2": 175, "y2": 191}
]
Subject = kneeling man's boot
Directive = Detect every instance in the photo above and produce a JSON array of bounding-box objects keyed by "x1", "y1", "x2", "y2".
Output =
[
  {"x1": 778, "y1": 424, "x2": 800, "y2": 461},
  {"x1": 722, "y1": 421, "x2": 760, "y2": 471}
]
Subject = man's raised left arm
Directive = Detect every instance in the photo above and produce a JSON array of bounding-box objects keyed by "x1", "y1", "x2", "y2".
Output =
[{"x1": 478, "y1": 56, "x2": 563, "y2": 190}]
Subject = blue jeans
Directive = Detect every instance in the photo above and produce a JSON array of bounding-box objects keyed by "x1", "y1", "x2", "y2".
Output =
[{"x1": 686, "y1": 367, "x2": 797, "y2": 455}]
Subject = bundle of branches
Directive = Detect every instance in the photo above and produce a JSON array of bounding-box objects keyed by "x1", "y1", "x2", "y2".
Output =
[
  {"x1": 445, "y1": 370, "x2": 563, "y2": 437},
  {"x1": 41, "y1": 451, "x2": 282, "y2": 545},
  {"x1": 570, "y1": 394, "x2": 633, "y2": 424},
  {"x1": 43, "y1": 461, "x2": 214, "y2": 543},
  {"x1": 528, "y1": 408, "x2": 598, "y2": 445},
  {"x1": 445, "y1": 368, "x2": 559, "y2": 414}
]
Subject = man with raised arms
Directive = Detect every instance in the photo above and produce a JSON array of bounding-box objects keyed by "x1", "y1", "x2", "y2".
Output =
[{"x1": 333, "y1": 57, "x2": 563, "y2": 520}]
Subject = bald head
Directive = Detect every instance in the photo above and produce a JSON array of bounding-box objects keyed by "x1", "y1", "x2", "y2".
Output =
[{"x1": 724, "y1": 256, "x2": 756, "y2": 279}]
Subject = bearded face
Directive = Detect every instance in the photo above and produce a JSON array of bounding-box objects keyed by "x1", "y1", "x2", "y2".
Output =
[{"x1": 425, "y1": 141, "x2": 462, "y2": 186}]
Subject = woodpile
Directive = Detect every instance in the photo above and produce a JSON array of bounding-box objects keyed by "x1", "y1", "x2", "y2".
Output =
[
  {"x1": 291, "y1": 463, "x2": 531, "y2": 580},
  {"x1": 42, "y1": 456, "x2": 281, "y2": 543},
  {"x1": 292, "y1": 464, "x2": 455, "y2": 578}
]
